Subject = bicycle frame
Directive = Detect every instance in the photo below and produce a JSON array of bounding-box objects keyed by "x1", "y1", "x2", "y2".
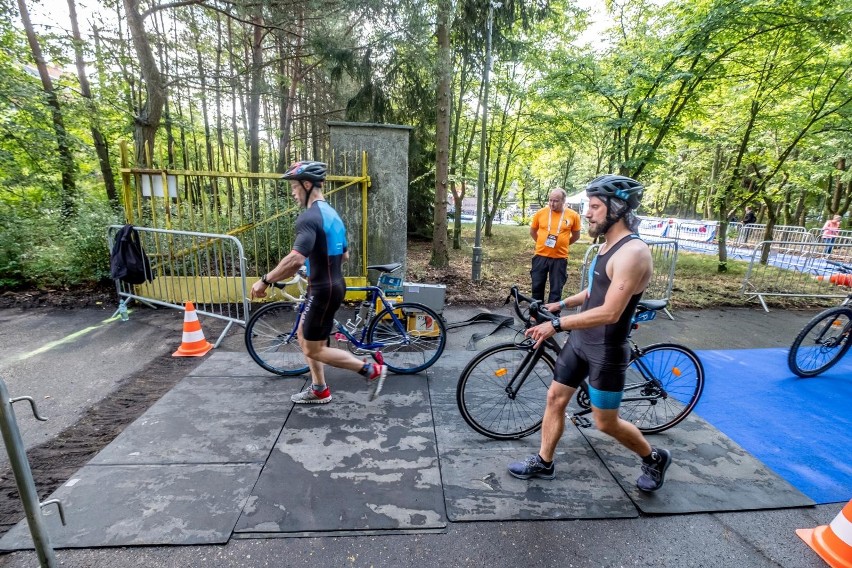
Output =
[
  {"x1": 279, "y1": 283, "x2": 412, "y2": 353},
  {"x1": 504, "y1": 286, "x2": 673, "y2": 422}
]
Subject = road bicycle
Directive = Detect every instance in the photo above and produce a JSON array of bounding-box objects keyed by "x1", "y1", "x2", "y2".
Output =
[
  {"x1": 244, "y1": 262, "x2": 447, "y2": 375},
  {"x1": 456, "y1": 286, "x2": 705, "y2": 440},
  {"x1": 788, "y1": 260, "x2": 852, "y2": 377}
]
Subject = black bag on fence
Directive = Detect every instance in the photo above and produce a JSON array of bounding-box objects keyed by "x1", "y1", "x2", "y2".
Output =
[{"x1": 110, "y1": 224, "x2": 153, "y2": 285}]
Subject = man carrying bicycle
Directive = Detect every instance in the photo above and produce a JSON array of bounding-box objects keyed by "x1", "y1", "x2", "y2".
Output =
[
  {"x1": 250, "y1": 160, "x2": 387, "y2": 403},
  {"x1": 508, "y1": 174, "x2": 672, "y2": 492}
]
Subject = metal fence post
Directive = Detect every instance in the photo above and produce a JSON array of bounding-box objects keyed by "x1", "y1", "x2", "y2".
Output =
[{"x1": 0, "y1": 379, "x2": 65, "y2": 567}]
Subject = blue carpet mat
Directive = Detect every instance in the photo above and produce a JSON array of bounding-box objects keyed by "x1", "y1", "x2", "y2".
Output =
[{"x1": 695, "y1": 347, "x2": 852, "y2": 504}]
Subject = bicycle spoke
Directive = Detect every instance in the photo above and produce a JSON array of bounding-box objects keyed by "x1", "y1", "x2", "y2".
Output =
[
  {"x1": 789, "y1": 307, "x2": 852, "y2": 377},
  {"x1": 244, "y1": 303, "x2": 309, "y2": 376},
  {"x1": 457, "y1": 344, "x2": 553, "y2": 440},
  {"x1": 367, "y1": 303, "x2": 446, "y2": 374},
  {"x1": 620, "y1": 344, "x2": 704, "y2": 434}
]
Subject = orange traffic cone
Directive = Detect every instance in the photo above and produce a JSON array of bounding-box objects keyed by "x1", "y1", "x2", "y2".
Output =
[
  {"x1": 797, "y1": 498, "x2": 852, "y2": 568},
  {"x1": 172, "y1": 301, "x2": 214, "y2": 357}
]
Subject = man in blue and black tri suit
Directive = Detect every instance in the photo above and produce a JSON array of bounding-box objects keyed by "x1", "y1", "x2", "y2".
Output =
[
  {"x1": 250, "y1": 160, "x2": 387, "y2": 403},
  {"x1": 508, "y1": 174, "x2": 672, "y2": 493}
]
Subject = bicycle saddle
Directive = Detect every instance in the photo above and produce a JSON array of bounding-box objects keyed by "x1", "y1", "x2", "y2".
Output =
[
  {"x1": 367, "y1": 262, "x2": 402, "y2": 274},
  {"x1": 637, "y1": 299, "x2": 668, "y2": 312}
]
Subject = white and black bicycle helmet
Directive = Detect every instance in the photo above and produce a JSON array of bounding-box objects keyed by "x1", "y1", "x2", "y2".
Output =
[
  {"x1": 585, "y1": 174, "x2": 644, "y2": 210},
  {"x1": 282, "y1": 160, "x2": 327, "y2": 183}
]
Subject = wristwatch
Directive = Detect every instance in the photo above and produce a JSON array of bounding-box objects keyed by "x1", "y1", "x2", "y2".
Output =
[
  {"x1": 551, "y1": 318, "x2": 562, "y2": 332},
  {"x1": 261, "y1": 274, "x2": 273, "y2": 286}
]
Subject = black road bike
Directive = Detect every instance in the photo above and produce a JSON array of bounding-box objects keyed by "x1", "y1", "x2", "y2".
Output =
[
  {"x1": 456, "y1": 287, "x2": 705, "y2": 440},
  {"x1": 788, "y1": 260, "x2": 852, "y2": 377}
]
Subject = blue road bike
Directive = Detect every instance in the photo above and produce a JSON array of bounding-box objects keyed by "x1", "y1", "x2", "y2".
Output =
[{"x1": 245, "y1": 263, "x2": 447, "y2": 376}]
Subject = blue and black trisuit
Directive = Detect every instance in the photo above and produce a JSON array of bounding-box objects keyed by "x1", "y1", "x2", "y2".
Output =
[
  {"x1": 554, "y1": 234, "x2": 644, "y2": 409},
  {"x1": 292, "y1": 200, "x2": 348, "y2": 341}
]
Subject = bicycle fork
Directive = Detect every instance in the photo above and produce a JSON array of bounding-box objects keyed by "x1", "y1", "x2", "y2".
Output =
[{"x1": 503, "y1": 347, "x2": 544, "y2": 400}]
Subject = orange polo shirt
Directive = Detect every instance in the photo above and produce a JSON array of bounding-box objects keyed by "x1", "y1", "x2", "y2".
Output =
[{"x1": 531, "y1": 206, "x2": 582, "y2": 258}]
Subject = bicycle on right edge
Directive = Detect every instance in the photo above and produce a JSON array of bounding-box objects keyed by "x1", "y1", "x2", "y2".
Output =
[
  {"x1": 788, "y1": 260, "x2": 852, "y2": 377},
  {"x1": 456, "y1": 286, "x2": 705, "y2": 440}
]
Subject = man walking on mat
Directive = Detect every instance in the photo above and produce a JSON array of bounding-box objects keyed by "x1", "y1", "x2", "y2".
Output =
[
  {"x1": 250, "y1": 160, "x2": 387, "y2": 403},
  {"x1": 529, "y1": 188, "x2": 582, "y2": 304},
  {"x1": 508, "y1": 174, "x2": 672, "y2": 492}
]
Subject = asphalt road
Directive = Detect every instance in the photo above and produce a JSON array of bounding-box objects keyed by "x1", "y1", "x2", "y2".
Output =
[{"x1": 0, "y1": 302, "x2": 842, "y2": 568}]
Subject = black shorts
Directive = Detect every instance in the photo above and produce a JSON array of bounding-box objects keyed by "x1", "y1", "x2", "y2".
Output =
[
  {"x1": 554, "y1": 336, "x2": 631, "y2": 408},
  {"x1": 300, "y1": 284, "x2": 345, "y2": 341}
]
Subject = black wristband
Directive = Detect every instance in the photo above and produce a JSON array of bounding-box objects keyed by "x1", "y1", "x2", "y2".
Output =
[
  {"x1": 261, "y1": 274, "x2": 272, "y2": 286},
  {"x1": 551, "y1": 318, "x2": 562, "y2": 332}
]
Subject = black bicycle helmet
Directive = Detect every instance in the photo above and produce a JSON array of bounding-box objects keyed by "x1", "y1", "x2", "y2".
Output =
[
  {"x1": 585, "y1": 174, "x2": 644, "y2": 210},
  {"x1": 282, "y1": 160, "x2": 327, "y2": 182}
]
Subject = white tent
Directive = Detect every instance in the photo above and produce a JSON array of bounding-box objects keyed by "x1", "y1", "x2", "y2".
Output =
[{"x1": 565, "y1": 189, "x2": 589, "y2": 214}]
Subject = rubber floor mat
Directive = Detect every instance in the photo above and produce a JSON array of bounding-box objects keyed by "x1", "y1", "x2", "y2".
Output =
[
  {"x1": 233, "y1": 367, "x2": 446, "y2": 536},
  {"x1": 577, "y1": 412, "x2": 815, "y2": 514}
]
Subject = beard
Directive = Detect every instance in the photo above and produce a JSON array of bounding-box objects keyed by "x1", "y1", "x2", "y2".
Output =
[{"x1": 589, "y1": 219, "x2": 612, "y2": 239}]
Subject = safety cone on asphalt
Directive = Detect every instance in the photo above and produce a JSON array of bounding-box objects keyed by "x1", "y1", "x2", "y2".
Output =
[
  {"x1": 797, "y1": 498, "x2": 852, "y2": 568},
  {"x1": 172, "y1": 301, "x2": 214, "y2": 357}
]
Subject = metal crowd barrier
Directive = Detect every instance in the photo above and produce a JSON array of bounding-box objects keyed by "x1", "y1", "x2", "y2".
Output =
[
  {"x1": 107, "y1": 225, "x2": 250, "y2": 346},
  {"x1": 741, "y1": 241, "x2": 852, "y2": 311},
  {"x1": 809, "y1": 227, "x2": 852, "y2": 248},
  {"x1": 0, "y1": 379, "x2": 65, "y2": 567},
  {"x1": 581, "y1": 238, "x2": 678, "y2": 319}
]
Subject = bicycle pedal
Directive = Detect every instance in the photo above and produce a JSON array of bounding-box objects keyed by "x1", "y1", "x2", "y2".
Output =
[{"x1": 570, "y1": 415, "x2": 593, "y2": 428}]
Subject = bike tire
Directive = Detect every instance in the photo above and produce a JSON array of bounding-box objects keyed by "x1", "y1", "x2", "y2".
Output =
[
  {"x1": 456, "y1": 342, "x2": 554, "y2": 440},
  {"x1": 366, "y1": 302, "x2": 446, "y2": 374},
  {"x1": 244, "y1": 301, "x2": 309, "y2": 376},
  {"x1": 620, "y1": 343, "x2": 704, "y2": 434},
  {"x1": 788, "y1": 306, "x2": 852, "y2": 378}
]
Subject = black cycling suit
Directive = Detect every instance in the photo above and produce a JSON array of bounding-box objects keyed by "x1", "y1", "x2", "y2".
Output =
[
  {"x1": 554, "y1": 233, "x2": 644, "y2": 409},
  {"x1": 292, "y1": 200, "x2": 348, "y2": 341}
]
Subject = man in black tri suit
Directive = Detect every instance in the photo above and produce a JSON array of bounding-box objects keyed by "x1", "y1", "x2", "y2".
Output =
[
  {"x1": 250, "y1": 161, "x2": 387, "y2": 403},
  {"x1": 508, "y1": 174, "x2": 672, "y2": 492}
]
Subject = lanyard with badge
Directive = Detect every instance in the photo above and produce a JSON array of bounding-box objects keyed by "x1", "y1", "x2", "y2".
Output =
[{"x1": 544, "y1": 208, "x2": 565, "y2": 248}]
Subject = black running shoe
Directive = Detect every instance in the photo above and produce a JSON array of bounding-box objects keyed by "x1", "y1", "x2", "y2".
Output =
[
  {"x1": 508, "y1": 454, "x2": 556, "y2": 480},
  {"x1": 636, "y1": 448, "x2": 671, "y2": 492}
]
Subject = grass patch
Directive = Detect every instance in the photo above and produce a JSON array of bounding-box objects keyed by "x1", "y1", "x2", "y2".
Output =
[{"x1": 407, "y1": 224, "x2": 837, "y2": 310}]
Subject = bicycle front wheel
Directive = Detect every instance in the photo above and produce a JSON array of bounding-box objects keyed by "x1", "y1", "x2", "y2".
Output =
[
  {"x1": 456, "y1": 342, "x2": 554, "y2": 440},
  {"x1": 366, "y1": 302, "x2": 447, "y2": 374},
  {"x1": 621, "y1": 343, "x2": 704, "y2": 434},
  {"x1": 244, "y1": 302, "x2": 309, "y2": 376},
  {"x1": 788, "y1": 306, "x2": 852, "y2": 377}
]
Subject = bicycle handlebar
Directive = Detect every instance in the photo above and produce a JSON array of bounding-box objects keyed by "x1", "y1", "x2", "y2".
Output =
[
  {"x1": 269, "y1": 269, "x2": 308, "y2": 301},
  {"x1": 506, "y1": 286, "x2": 557, "y2": 328}
]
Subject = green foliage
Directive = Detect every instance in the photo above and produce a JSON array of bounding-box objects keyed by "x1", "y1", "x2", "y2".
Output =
[{"x1": 0, "y1": 197, "x2": 120, "y2": 288}]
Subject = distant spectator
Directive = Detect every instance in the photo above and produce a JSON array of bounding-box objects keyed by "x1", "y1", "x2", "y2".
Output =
[
  {"x1": 742, "y1": 206, "x2": 757, "y2": 225},
  {"x1": 822, "y1": 214, "x2": 842, "y2": 254},
  {"x1": 529, "y1": 188, "x2": 582, "y2": 304}
]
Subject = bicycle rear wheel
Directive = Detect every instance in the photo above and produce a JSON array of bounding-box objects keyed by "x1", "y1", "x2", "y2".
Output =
[
  {"x1": 244, "y1": 302, "x2": 309, "y2": 376},
  {"x1": 621, "y1": 343, "x2": 704, "y2": 434},
  {"x1": 788, "y1": 306, "x2": 852, "y2": 377},
  {"x1": 456, "y1": 342, "x2": 554, "y2": 440},
  {"x1": 366, "y1": 302, "x2": 446, "y2": 374}
]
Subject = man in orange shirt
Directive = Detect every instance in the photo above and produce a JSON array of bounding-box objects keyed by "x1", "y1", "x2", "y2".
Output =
[{"x1": 530, "y1": 188, "x2": 583, "y2": 304}]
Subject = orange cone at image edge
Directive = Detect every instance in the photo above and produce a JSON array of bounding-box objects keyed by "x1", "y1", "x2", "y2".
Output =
[
  {"x1": 173, "y1": 301, "x2": 214, "y2": 357},
  {"x1": 797, "y1": 498, "x2": 852, "y2": 568}
]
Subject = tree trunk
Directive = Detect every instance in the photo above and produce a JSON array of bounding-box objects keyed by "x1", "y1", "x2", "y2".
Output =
[
  {"x1": 67, "y1": 0, "x2": 116, "y2": 204},
  {"x1": 18, "y1": 0, "x2": 77, "y2": 218},
  {"x1": 430, "y1": 0, "x2": 451, "y2": 268},
  {"x1": 124, "y1": 0, "x2": 165, "y2": 167},
  {"x1": 247, "y1": 15, "x2": 263, "y2": 176}
]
